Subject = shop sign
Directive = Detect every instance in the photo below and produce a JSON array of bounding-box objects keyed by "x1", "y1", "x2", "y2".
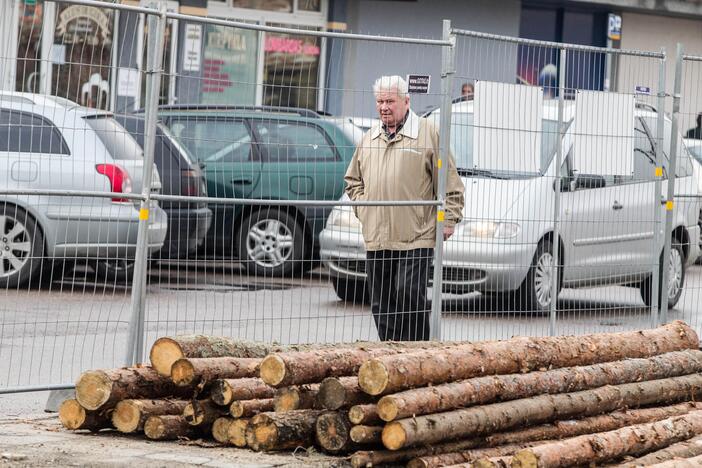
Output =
[
  {"x1": 407, "y1": 74, "x2": 431, "y2": 94},
  {"x1": 56, "y1": 5, "x2": 111, "y2": 46},
  {"x1": 265, "y1": 36, "x2": 320, "y2": 56}
]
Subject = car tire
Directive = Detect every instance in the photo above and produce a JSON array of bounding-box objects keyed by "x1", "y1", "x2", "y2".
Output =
[
  {"x1": 92, "y1": 258, "x2": 136, "y2": 283},
  {"x1": 0, "y1": 204, "x2": 44, "y2": 288},
  {"x1": 237, "y1": 208, "x2": 308, "y2": 277},
  {"x1": 640, "y1": 242, "x2": 685, "y2": 309},
  {"x1": 332, "y1": 277, "x2": 369, "y2": 305},
  {"x1": 517, "y1": 239, "x2": 561, "y2": 314}
]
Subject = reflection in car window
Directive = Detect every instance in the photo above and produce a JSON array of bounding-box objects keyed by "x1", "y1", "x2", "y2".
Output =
[
  {"x1": 0, "y1": 108, "x2": 70, "y2": 155},
  {"x1": 642, "y1": 116, "x2": 693, "y2": 178},
  {"x1": 254, "y1": 120, "x2": 335, "y2": 162},
  {"x1": 631, "y1": 118, "x2": 657, "y2": 183},
  {"x1": 169, "y1": 118, "x2": 251, "y2": 163}
]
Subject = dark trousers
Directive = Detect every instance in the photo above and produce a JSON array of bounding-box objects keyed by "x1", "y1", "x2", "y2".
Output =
[{"x1": 366, "y1": 248, "x2": 433, "y2": 341}]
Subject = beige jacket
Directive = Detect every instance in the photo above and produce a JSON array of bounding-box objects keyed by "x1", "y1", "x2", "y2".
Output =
[{"x1": 344, "y1": 110, "x2": 465, "y2": 251}]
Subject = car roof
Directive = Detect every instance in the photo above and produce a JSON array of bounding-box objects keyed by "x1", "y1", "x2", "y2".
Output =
[{"x1": 0, "y1": 91, "x2": 112, "y2": 118}]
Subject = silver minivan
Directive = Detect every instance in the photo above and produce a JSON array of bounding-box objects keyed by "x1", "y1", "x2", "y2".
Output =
[
  {"x1": 0, "y1": 92, "x2": 167, "y2": 287},
  {"x1": 320, "y1": 100, "x2": 701, "y2": 311}
]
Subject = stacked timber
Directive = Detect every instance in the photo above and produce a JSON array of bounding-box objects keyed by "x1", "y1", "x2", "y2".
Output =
[{"x1": 60, "y1": 321, "x2": 702, "y2": 467}]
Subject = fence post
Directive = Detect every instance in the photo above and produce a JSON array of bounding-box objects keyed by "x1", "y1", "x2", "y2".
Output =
[
  {"x1": 651, "y1": 48, "x2": 667, "y2": 328},
  {"x1": 125, "y1": 5, "x2": 167, "y2": 365},
  {"x1": 549, "y1": 47, "x2": 567, "y2": 336},
  {"x1": 659, "y1": 43, "x2": 684, "y2": 325},
  {"x1": 430, "y1": 19, "x2": 455, "y2": 341}
]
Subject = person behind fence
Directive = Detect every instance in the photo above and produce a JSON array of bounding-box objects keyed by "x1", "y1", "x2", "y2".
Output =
[
  {"x1": 344, "y1": 75, "x2": 465, "y2": 341},
  {"x1": 461, "y1": 82, "x2": 474, "y2": 101},
  {"x1": 686, "y1": 113, "x2": 702, "y2": 140}
]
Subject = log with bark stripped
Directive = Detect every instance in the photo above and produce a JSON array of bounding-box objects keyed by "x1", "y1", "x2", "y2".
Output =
[
  {"x1": 315, "y1": 411, "x2": 357, "y2": 454},
  {"x1": 144, "y1": 415, "x2": 203, "y2": 440},
  {"x1": 59, "y1": 399, "x2": 111, "y2": 431},
  {"x1": 377, "y1": 350, "x2": 702, "y2": 421},
  {"x1": 230, "y1": 398, "x2": 274, "y2": 418},
  {"x1": 350, "y1": 425, "x2": 383, "y2": 445},
  {"x1": 382, "y1": 373, "x2": 702, "y2": 450},
  {"x1": 274, "y1": 384, "x2": 320, "y2": 412},
  {"x1": 247, "y1": 410, "x2": 323, "y2": 451},
  {"x1": 317, "y1": 377, "x2": 374, "y2": 411},
  {"x1": 348, "y1": 404, "x2": 382, "y2": 425},
  {"x1": 359, "y1": 321, "x2": 698, "y2": 395},
  {"x1": 210, "y1": 378, "x2": 275, "y2": 406},
  {"x1": 227, "y1": 418, "x2": 250, "y2": 447},
  {"x1": 112, "y1": 399, "x2": 189, "y2": 433},
  {"x1": 183, "y1": 399, "x2": 228, "y2": 426},
  {"x1": 511, "y1": 410, "x2": 702, "y2": 468},
  {"x1": 76, "y1": 367, "x2": 191, "y2": 410},
  {"x1": 616, "y1": 434, "x2": 702, "y2": 467},
  {"x1": 171, "y1": 357, "x2": 260, "y2": 387}
]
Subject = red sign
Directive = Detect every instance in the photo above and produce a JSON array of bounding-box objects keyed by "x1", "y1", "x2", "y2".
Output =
[{"x1": 265, "y1": 37, "x2": 320, "y2": 56}]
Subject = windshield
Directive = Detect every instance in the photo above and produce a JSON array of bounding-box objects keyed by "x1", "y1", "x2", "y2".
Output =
[{"x1": 428, "y1": 112, "x2": 561, "y2": 179}]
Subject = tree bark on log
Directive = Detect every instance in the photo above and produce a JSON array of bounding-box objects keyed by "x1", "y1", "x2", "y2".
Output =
[
  {"x1": 247, "y1": 410, "x2": 324, "y2": 451},
  {"x1": 315, "y1": 411, "x2": 357, "y2": 454},
  {"x1": 350, "y1": 440, "x2": 487, "y2": 468},
  {"x1": 359, "y1": 321, "x2": 698, "y2": 395},
  {"x1": 171, "y1": 357, "x2": 260, "y2": 387},
  {"x1": 350, "y1": 425, "x2": 383, "y2": 445},
  {"x1": 260, "y1": 341, "x2": 455, "y2": 388},
  {"x1": 615, "y1": 434, "x2": 702, "y2": 467},
  {"x1": 58, "y1": 399, "x2": 111, "y2": 431},
  {"x1": 472, "y1": 456, "x2": 514, "y2": 468},
  {"x1": 274, "y1": 384, "x2": 320, "y2": 412},
  {"x1": 227, "y1": 418, "x2": 250, "y2": 447},
  {"x1": 212, "y1": 417, "x2": 234, "y2": 444},
  {"x1": 112, "y1": 399, "x2": 189, "y2": 433},
  {"x1": 645, "y1": 454, "x2": 702, "y2": 468},
  {"x1": 348, "y1": 404, "x2": 382, "y2": 425},
  {"x1": 318, "y1": 377, "x2": 374, "y2": 411},
  {"x1": 210, "y1": 378, "x2": 275, "y2": 406},
  {"x1": 407, "y1": 442, "x2": 550, "y2": 468},
  {"x1": 377, "y1": 350, "x2": 702, "y2": 421},
  {"x1": 382, "y1": 373, "x2": 702, "y2": 450},
  {"x1": 144, "y1": 415, "x2": 203, "y2": 440},
  {"x1": 230, "y1": 398, "x2": 274, "y2": 418},
  {"x1": 76, "y1": 367, "x2": 192, "y2": 410},
  {"x1": 183, "y1": 399, "x2": 228, "y2": 426},
  {"x1": 511, "y1": 410, "x2": 702, "y2": 468}
]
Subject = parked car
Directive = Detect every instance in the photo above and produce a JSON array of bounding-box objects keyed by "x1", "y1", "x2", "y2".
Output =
[
  {"x1": 683, "y1": 138, "x2": 702, "y2": 261},
  {"x1": 0, "y1": 92, "x2": 167, "y2": 287},
  {"x1": 115, "y1": 115, "x2": 212, "y2": 259},
  {"x1": 152, "y1": 105, "x2": 356, "y2": 276},
  {"x1": 320, "y1": 99, "x2": 701, "y2": 311}
]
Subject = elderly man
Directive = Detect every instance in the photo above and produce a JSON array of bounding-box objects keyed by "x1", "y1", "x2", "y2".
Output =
[{"x1": 344, "y1": 75, "x2": 465, "y2": 341}]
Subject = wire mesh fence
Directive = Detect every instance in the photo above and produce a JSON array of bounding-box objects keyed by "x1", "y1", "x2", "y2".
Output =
[{"x1": 1, "y1": 0, "x2": 701, "y2": 393}]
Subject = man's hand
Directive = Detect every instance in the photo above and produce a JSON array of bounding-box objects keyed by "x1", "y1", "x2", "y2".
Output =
[{"x1": 443, "y1": 225, "x2": 455, "y2": 241}]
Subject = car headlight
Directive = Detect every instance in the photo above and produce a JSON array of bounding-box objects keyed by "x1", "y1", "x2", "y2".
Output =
[
  {"x1": 459, "y1": 221, "x2": 520, "y2": 239},
  {"x1": 327, "y1": 207, "x2": 362, "y2": 230}
]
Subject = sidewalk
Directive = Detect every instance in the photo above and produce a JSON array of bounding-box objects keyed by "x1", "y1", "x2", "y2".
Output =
[{"x1": 0, "y1": 415, "x2": 344, "y2": 467}]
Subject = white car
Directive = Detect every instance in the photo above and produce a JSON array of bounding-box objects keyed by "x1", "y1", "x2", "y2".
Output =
[
  {"x1": 323, "y1": 116, "x2": 380, "y2": 146},
  {"x1": 0, "y1": 92, "x2": 167, "y2": 286},
  {"x1": 320, "y1": 100, "x2": 701, "y2": 312}
]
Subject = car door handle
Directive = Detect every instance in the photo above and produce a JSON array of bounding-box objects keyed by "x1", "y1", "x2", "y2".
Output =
[
  {"x1": 612, "y1": 201, "x2": 624, "y2": 210},
  {"x1": 231, "y1": 178, "x2": 253, "y2": 185}
]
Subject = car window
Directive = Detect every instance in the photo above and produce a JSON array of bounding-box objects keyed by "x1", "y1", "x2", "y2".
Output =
[
  {"x1": 84, "y1": 116, "x2": 143, "y2": 160},
  {"x1": 642, "y1": 116, "x2": 693, "y2": 178},
  {"x1": 0, "y1": 108, "x2": 69, "y2": 155},
  {"x1": 168, "y1": 118, "x2": 251, "y2": 163},
  {"x1": 254, "y1": 120, "x2": 336, "y2": 162},
  {"x1": 631, "y1": 118, "x2": 657, "y2": 182},
  {"x1": 688, "y1": 144, "x2": 702, "y2": 165},
  {"x1": 159, "y1": 123, "x2": 196, "y2": 166}
]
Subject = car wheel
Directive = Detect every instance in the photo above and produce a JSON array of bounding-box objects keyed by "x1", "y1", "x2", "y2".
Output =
[
  {"x1": 517, "y1": 239, "x2": 561, "y2": 314},
  {"x1": 0, "y1": 205, "x2": 44, "y2": 288},
  {"x1": 640, "y1": 242, "x2": 685, "y2": 309},
  {"x1": 237, "y1": 209, "x2": 308, "y2": 277},
  {"x1": 93, "y1": 258, "x2": 136, "y2": 283},
  {"x1": 332, "y1": 277, "x2": 368, "y2": 304}
]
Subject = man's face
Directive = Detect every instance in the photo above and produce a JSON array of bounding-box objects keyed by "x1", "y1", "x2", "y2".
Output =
[{"x1": 375, "y1": 88, "x2": 409, "y2": 127}]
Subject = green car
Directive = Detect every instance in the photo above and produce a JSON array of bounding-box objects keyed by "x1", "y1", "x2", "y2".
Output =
[{"x1": 156, "y1": 105, "x2": 355, "y2": 276}]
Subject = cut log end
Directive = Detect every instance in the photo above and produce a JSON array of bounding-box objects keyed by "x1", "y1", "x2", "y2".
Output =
[
  {"x1": 511, "y1": 449, "x2": 539, "y2": 468},
  {"x1": 59, "y1": 399, "x2": 88, "y2": 430},
  {"x1": 253, "y1": 422, "x2": 279, "y2": 451},
  {"x1": 318, "y1": 378, "x2": 347, "y2": 410},
  {"x1": 228, "y1": 418, "x2": 250, "y2": 447},
  {"x1": 150, "y1": 338, "x2": 184, "y2": 377},
  {"x1": 382, "y1": 421, "x2": 407, "y2": 451},
  {"x1": 358, "y1": 359, "x2": 389, "y2": 396},
  {"x1": 211, "y1": 380, "x2": 233, "y2": 406},
  {"x1": 75, "y1": 370, "x2": 112, "y2": 411},
  {"x1": 212, "y1": 417, "x2": 233, "y2": 444},
  {"x1": 316, "y1": 412, "x2": 351, "y2": 452},
  {"x1": 274, "y1": 388, "x2": 300, "y2": 412},
  {"x1": 144, "y1": 416, "x2": 167, "y2": 440},
  {"x1": 260, "y1": 355, "x2": 286, "y2": 387},
  {"x1": 112, "y1": 400, "x2": 140, "y2": 433},
  {"x1": 230, "y1": 401, "x2": 245, "y2": 418},
  {"x1": 350, "y1": 425, "x2": 382, "y2": 444},
  {"x1": 170, "y1": 359, "x2": 195, "y2": 387},
  {"x1": 183, "y1": 401, "x2": 205, "y2": 426},
  {"x1": 377, "y1": 396, "x2": 399, "y2": 422}
]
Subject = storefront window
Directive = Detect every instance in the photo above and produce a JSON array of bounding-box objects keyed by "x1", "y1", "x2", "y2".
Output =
[
  {"x1": 297, "y1": 0, "x2": 321, "y2": 12},
  {"x1": 232, "y1": 0, "x2": 293, "y2": 13},
  {"x1": 263, "y1": 25, "x2": 320, "y2": 110},
  {"x1": 16, "y1": 0, "x2": 43, "y2": 93},
  {"x1": 201, "y1": 24, "x2": 258, "y2": 105}
]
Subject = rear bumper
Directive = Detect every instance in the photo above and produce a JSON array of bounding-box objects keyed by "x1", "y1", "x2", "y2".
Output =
[{"x1": 160, "y1": 206, "x2": 213, "y2": 258}]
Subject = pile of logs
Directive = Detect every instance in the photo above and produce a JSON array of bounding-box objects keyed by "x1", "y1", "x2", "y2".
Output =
[{"x1": 59, "y1": 321, "x2": 702, "y2": 467}]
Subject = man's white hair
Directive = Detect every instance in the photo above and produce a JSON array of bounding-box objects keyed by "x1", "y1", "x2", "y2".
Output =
[{"x1": 373, "y1": 75, "x2": 409, "y2": 99}]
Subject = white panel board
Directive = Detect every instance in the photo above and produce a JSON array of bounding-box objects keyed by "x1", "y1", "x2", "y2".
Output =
[
  {"x1": 573, "y1": 90, "x2": 634, "y2": 176},
  {"x1": 473, "y1": 81, "x2": 543, "y2": 173}
]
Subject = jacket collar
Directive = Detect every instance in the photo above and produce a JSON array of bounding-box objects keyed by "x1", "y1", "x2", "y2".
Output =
[{"x1": 371, "y1": 109, "x2": 420, "y2": 141}]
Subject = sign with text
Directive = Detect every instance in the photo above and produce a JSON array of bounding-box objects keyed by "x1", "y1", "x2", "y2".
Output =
[
  {"x1": 608, "y1": 14, "x2": 622, "y2": 41},
  {"x1": 183, "y1": 24, "x2": 202, "y2": 72},
  {"x1": 407, "y1": 74, "x2": 430, "y2": 94}
]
